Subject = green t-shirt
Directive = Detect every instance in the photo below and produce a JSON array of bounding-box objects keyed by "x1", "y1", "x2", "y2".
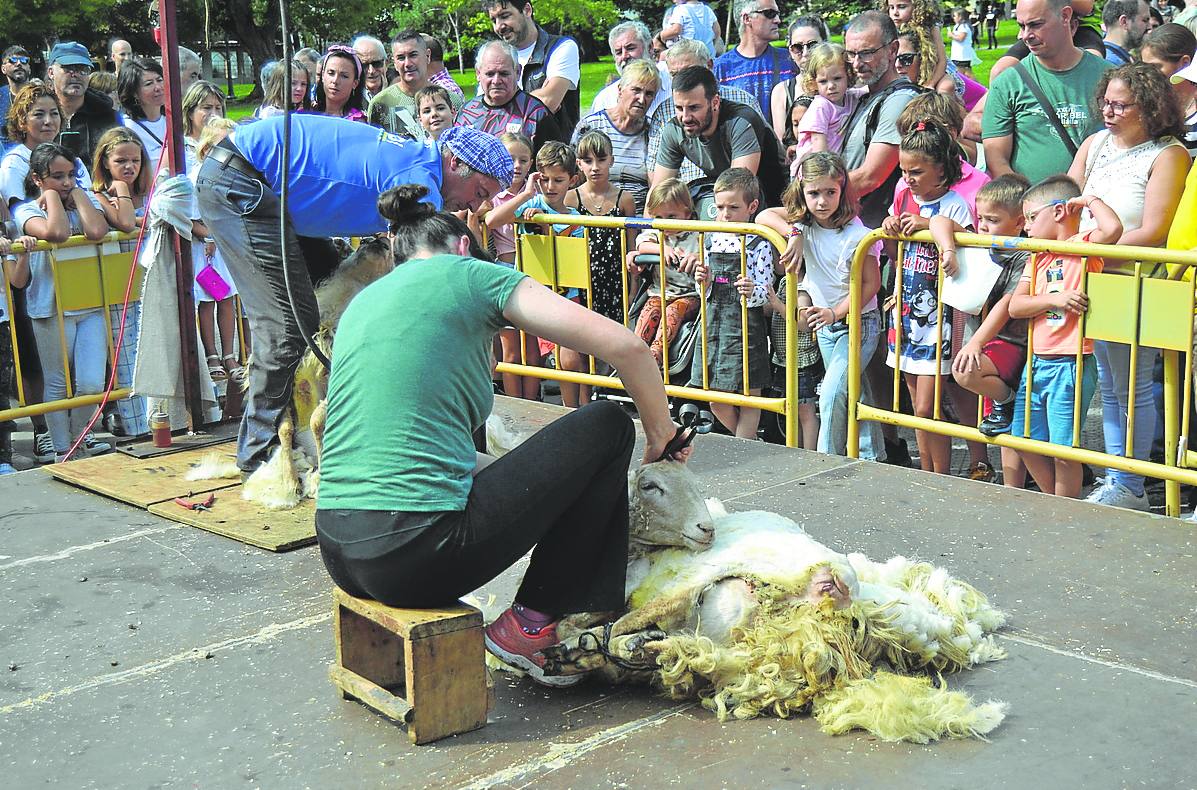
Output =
[
  {"x1": 981, "y1": 52, "x2": 1111, "y2": 184},
  {"x1": 317, "y1": 255, "x2": 527, "y2": 512}
]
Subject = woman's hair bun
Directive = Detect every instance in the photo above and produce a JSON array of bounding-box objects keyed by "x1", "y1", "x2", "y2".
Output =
[{"x1": 378, "y1": 184, "x2": 436, "y2": 228}]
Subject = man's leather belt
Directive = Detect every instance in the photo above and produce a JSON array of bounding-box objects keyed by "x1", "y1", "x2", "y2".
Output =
[{"x1": 209, "y1": 138, "x2": 269, "y2": 185}]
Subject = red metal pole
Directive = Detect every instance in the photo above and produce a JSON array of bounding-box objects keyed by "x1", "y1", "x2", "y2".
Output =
[{"x1": 158, "y1": 0, "x2": 205, "y2": 428}]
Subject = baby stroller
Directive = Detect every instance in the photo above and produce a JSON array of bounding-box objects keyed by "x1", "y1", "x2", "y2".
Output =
[{"x1": 609, "y1": 179, "x2": 717, "y2": 427}]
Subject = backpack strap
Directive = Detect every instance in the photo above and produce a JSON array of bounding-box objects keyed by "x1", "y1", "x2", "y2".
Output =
[{"x1": 1010, "y1": 60, "x2": 1079, "y2": 159}]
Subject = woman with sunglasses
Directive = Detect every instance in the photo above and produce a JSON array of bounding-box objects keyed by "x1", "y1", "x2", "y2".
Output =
[
  {"x1": 895, "y1": 29, "x2": 986, "y2": 111},
  {"x1": 769, "y1": 16, "x2": 829, "y2": 142},
  {"x1": 1065, "y1": 62, "x2": 1190, "y2": 512},
  {"x1": 312, "y1": 45, "x2": 367, "y2": 122}
]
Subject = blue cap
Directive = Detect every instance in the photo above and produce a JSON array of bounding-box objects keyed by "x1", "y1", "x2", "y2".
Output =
[
  {"x1": 48, "y1": 42, "x2": 94, "y2": 70},
  {"x1": 437, "y1": 127, "x2": 514, "y2": 190}
]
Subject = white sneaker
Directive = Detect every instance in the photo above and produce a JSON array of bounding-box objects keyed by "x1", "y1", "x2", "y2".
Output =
[
  {"x1": 34, "y1": 433, "x2": 56, "y2": 463},
  {"x1": 1086, "y1": 480, "x2": 1150, "y2": 511}
]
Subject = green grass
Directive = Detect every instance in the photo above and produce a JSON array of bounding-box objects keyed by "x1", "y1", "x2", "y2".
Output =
[{"x1": 225, "y1": 22, "x2": 1023, "y2": 122}]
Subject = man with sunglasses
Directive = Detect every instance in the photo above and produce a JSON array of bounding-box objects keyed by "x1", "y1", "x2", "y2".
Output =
[
  {"x1": 352, "y1": 35, "x2": 388, "y2": 102},
  {"x1": 46, "y1": 42, "x2": 119, "y2": 169},
  {"x1": 0, "y1": 46, "x2": 31, "y2": 141},
  {"x1": 713, "y1": 0, "x2": 794, "y2": 116}
]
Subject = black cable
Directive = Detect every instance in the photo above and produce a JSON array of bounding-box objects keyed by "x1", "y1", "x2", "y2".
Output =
[{"x1": 278, "y1": 0, "x2": 331, "y2": 370}]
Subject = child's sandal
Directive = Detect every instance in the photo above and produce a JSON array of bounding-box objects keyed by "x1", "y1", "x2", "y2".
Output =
[
  {"x1": 206, "y1": 354, "x2": 228, "y2": 382},
  {"x1": 222, "y1": 354, "x2": 246, "y2": 383}
]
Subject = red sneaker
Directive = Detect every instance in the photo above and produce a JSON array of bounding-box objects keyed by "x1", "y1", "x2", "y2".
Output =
[{"x1": 484, "y1": 607, "x2": 584, "y2": 688}]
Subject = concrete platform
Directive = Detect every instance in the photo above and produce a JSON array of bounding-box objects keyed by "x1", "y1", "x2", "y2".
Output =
[{"x1": 1, "y1": 398, "x2": 1194, "y2": 789}]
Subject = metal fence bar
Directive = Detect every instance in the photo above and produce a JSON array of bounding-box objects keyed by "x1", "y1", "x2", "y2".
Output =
[
  {"x1": 505, "y1": 214, "x2": 793, "y2": 445},
  {"x1": 1, "y1": 232, "x2": 156, "y2": 425},
  {"x1": 847, "y1": 228, "x2": 1197, "y2": 519}
]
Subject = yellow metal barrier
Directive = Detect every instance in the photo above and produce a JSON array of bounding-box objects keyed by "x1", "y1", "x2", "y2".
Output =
[
  {"x1": 846, "y1": 228, "x2": 1197, "y2": 518},
  {"x1": 2, "y1": 232, "x2": 138, "y2": 423},
  {"x1": 498, "y1": 213, "x2": 800, "y2": 446}
]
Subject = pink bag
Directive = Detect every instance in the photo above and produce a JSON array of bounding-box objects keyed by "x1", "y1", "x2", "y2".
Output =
[{"x1": 196, "y1": 263, "x2": 231, "y2": 301}]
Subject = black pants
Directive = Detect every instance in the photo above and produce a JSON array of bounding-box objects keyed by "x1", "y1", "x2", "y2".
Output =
[{"x1": 316, "y1": 401, "x2": 636, "y2": 614}]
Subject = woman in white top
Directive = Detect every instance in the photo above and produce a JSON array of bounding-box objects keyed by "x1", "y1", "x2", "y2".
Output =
[
  {"x1": 118, "y1": 59, "x2": 167, "y2": 172},
  {"x1": 0, "y1": 83, "x2": 91, "y2": 210},
  {"x1": 1067, "y1": 63, "x2": 1191, "y2": 511},
  {"x1": 661, "y1": 0, "x2": 721, "y2": 56}
]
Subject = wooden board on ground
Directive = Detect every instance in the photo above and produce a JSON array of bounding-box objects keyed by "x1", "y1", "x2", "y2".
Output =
[
  {"x1": 47, "y1": 443, "x2": 239, "y2": 508},
  {"x1": 148, "y1": 492, "x2": 316, "y2": 552},
  {"x1": 117, "y1": 422, "x2": 240, "y2": 459}
]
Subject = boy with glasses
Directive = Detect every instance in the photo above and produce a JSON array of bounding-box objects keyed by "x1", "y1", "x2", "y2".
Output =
[
  {"x1": 1007, "y1": 175, "x2": 1121, "y2": 498},
  {"x1": 714, "y1": 0, "x2": 795, "y2": 116}
]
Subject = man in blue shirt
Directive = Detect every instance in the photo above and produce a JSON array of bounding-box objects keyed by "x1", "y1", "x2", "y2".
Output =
[
  {"x1": 1101, "y1": 0, "x2": 1150, "y2": 65},
  {"x1": 195, "y1": 115, "x2": 514, "y2": 475},
  {"x1": 713, "y1": 0, "x2": 794, "y2": 115}
]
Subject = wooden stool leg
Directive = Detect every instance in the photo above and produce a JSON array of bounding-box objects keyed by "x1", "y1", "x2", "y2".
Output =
[{"x1": 406, "y1": 626, "x2": 488, "y2": 745}]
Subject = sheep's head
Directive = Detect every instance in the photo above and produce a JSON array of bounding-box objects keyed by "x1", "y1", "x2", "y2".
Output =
[{"x1": 628, "y1": 461, "x2": 715, "y2": 554}]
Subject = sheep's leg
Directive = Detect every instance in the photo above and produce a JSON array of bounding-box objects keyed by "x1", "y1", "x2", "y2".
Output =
[
  {"x1": 303, "y1": 399, "x2": 328, "y2": 499},
  {"x1": 310, "y1": 398, "x2": 327, "y2": 469},
  {"x1": 540, "y1": 624, "x2": 666, "y2": 680},
  {"x1": 608, "y1": 592, "x2": 694, "y2": 637},
  {"x1": 556, "y1": 610, "x2": 619, "y2": 643},
  {"x1": 277, "y1": 410, "x2": 297, "y2": 485}
]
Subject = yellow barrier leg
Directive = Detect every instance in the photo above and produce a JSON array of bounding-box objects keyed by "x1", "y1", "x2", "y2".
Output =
[{"x1": 1164, "y1": 350, "x2": 1181, "y2": 519}]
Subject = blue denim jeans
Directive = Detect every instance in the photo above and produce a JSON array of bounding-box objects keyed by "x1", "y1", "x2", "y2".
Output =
[
  {"x1": 195, "y1": 153, "x2": 319, "y2": 473},
  {"x1": 816, "y1": 310, "x2": 884, "y2": 461},
  {"x1": 1094, "y1": 340, "x2": 1158, "y2": 496},
  {"x1": 31, "y1": 311, "x2": 107, "y2": 453}
]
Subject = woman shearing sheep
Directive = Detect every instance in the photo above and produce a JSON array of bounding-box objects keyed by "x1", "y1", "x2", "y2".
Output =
[{"x1": 314, "y1": 184, "x2": 693, "y2": 687}]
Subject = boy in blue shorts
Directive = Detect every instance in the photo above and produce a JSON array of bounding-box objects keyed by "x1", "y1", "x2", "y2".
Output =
[{"x1": 1007, "y1": 175, "x2": 1122, "y2": 498}]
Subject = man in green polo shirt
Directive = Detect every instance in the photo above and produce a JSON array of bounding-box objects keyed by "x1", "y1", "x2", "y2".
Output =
[{"x1": 982, "y1": 0, "x2": 1111, "y2": 183}]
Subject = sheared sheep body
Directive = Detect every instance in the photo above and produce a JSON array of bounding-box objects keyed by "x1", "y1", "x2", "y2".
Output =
[{"x1": 539, "y1": 477, "x2": 1009, "y2": 744}]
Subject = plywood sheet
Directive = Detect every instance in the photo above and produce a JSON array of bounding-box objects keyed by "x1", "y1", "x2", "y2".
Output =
[
  {"x1": 47, "y1": 443, "x2": 239, "y2": 508},
  {"x1": 148, "y1": 492, "x2": 315, "y2": 552}
]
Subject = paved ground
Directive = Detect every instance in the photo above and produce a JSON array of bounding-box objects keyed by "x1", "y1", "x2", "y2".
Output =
[{"x1": 1, "y1": 398, "x2": 1194, "y2": 789}]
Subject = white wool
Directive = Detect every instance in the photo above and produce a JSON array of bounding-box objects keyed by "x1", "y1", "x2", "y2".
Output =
[
  {"x1": 241, "y1": 447, "x2": 308, "y2": 510},
  {"x1": 857, "y1": 581, "x2": 955, "y2": 660},
  {"x1": 184, "y1": 452, "x2": 241, "y2": 481},
  {"x1": 970, "y1": 636, "x2": 1008, "y2": 665},
  {"x1": 705, "y1": 498, "x2": 728, "y2": 519},
  {"x1": 485, "y1": 414, "x2": 525, "y2": 457},
  {"x1": 628, "y1": 510, "x2": 858, "y2": 608}
]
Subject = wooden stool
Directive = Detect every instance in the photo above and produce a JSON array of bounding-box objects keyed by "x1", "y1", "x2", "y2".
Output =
[{"x1": 328, "y1": 587, "x2": 488, "y2": 744}]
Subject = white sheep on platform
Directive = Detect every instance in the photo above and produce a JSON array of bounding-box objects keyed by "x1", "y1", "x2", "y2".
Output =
[{"x1": 531, "y1": 461, "x2": 1009, "y2": 744}]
